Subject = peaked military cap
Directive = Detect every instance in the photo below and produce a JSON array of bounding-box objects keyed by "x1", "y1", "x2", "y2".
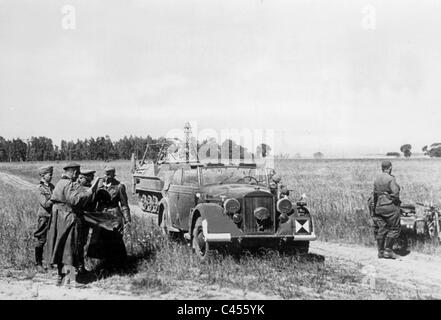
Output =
[
  {"x1": 104, "y1": 165, "x2": 116, "y2": 173},
  {"x1": 63, "y1": 162, "x2": 81, "y2": 170},
  {"x1": 38, "y1": 165, "x2": 53, "y2": 175},
  {"x1": 80, "y1": 169, "x2": 96, "y2": 176}
]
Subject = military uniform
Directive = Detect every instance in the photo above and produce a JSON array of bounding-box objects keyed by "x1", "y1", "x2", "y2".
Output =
[
  {"x1": 371, "y1": 162, "x2": 401, "y2": 259},
  {"x1": 92, "y1": 167, "x2": 131, "y2": 269},
  {"x1": 45, "y1": 163, "x2": 95, "y2": 282},
  {"x1": 96, "y1": 178, "x2": 131, "y2": 224},
  {"x1": 373, "y1": 172, "x2": 401, "y2": 239},
  {"x1": 34, "y1": 167, "x2": 55, "y2": 267},
  {"x1": 75, "y1": 169, "x2": 101, "y2": 273}
]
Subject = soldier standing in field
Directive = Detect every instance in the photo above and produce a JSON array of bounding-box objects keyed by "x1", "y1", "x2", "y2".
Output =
[
  {"x1": 371, "y1": 160, "x2": 401, "y2": 259},
  {"x1": 34, "y1": 165, "x2": 54, "y2": 271},
  {"x1": 45, "y1": 163, "x2": 99, "y2": 286},
  {"x1": 95, "y1": 166, "x2": 131, "y2": 271}
]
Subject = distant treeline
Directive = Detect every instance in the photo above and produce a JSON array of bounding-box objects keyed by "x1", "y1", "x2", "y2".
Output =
[
  {"x1": 0, "y1": 135, "x2": 166, "y2": 162},
  {"x1": 0, "y1": 135, "x2": 273, "y2": 163}
]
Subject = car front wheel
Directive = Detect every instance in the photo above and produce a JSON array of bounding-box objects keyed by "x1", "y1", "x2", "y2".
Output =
[{"x1": 192, "y1": 217, "x2": 211, "y2": 260}]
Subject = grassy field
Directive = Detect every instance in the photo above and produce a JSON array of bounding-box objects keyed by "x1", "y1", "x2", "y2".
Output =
[
  {"x1": 1, "y1": 157, "x2": 440, "y2": 246},
  {"x1": 0, "y1": 158, "x2": 439, "y2": 299},
  {"x1": 277, "y1": 158, "x2": 441, "y2": 247},
  {"x1": 0, "y1": 178, "x2": 409, "y2": 299}
]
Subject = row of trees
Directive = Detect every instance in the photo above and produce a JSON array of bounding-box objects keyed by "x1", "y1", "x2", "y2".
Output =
[
  {"x1": 386, "y1": 143, "x2": 441, "y2": 158},
  {"x1": 0, "y1": 135, "x2": 166, "y2": 162},
  {"x1": 423, "y1": 143, "x2": 441, "y2": 157},
  {"x1": 0, "y1": 135, "x2": 273, "y2": 163},
  {"x1": 386, "y1": 144, "x2": 413, "y2": 158}
]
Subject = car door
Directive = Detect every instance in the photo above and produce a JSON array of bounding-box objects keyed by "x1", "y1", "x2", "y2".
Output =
[{"x1": 177, "y1": 167, "x2": 200, "y2": 232}]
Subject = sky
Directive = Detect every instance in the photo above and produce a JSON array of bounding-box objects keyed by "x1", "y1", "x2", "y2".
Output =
[{"x1": 1, "y1": 0, "x2": 441, "y2": 157}]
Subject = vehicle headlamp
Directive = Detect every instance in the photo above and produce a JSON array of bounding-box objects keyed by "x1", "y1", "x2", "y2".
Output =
[
  {"x1": 277, "y1": 198, "x2": 293, "y2": 214},
  {"x1": 224, "y1": 198, "x2": 240, "y2": 214}
]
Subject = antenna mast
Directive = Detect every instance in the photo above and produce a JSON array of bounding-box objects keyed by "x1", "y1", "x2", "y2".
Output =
[{"x1": 184, "y1": 122, "x2": 191, "y2": 163}]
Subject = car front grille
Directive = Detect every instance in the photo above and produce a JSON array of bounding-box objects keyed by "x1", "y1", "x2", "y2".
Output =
[{"x1": 242, "y1": 192, "x2": 275, "y2": 234}]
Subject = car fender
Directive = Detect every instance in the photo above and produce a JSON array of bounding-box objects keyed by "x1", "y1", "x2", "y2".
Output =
[
  {"x1": 189, "y1": 203, "x2": 243, "y2": 241},
  {"x1": 158, "y1": 198, "x2": 170, "y2": 226},
  {"x1": 158, "y1": 197, "x2": 180, "y2": 232}
]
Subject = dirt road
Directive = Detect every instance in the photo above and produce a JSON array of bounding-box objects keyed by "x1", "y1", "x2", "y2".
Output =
[{"x1": 1, "y1": 170, "x2": 440, "y2": 299}]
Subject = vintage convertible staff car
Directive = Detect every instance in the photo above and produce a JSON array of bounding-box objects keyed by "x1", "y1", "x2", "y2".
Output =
[{"x1": 151, "y1": 162, "x2": 316, "y2": 258}]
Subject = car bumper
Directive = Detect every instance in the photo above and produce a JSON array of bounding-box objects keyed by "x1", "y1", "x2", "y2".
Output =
[{"x1": 205, "y1": 232, "x2": 317, "y2": 247}]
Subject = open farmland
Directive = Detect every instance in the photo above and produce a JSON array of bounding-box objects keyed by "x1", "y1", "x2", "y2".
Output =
[
  {"x1": 0, "y1": 158, "x2": 441, "y2": 299},
  {"x1": 2, "y1": 158, "x2": 441, "y2": 247},
  {"x1": 277, "y1": 158, "x2": 441, "y2": 248}
]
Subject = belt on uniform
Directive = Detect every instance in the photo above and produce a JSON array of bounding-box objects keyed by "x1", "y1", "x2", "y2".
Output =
[{"x1": 53, "y1": 202, "x2": 72, "y2": 210}]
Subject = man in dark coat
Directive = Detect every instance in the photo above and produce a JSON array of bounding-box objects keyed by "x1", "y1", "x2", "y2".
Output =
[
  {"x1": 73, "y1": 169, "x2": 125, "y2": 275},
  {"x1": 74, "y1": 169, "x2": 97, "y2": 274},
  {"x1": 94, "y1": 166, "x2": 131, "y2": 271},
  {"x1": 34, "y1": 165, "x2": 54, "y2": 271},
  {"x1": 372, "y1": 160, "x2": 401, "y2": 259},
  {"x1": 45, "y1": 163, "x2": 99, "y2": 286}
]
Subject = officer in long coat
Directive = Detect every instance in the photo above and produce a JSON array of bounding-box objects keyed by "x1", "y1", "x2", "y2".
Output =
[
  {"x1": 45, "y1": 163, "x2": 99, "y2": 286},
  {"x1": 34, "y1": 165, "x2": 54, "y2": 270},
  {"x1": 372, "y1": 160, "x2": 401, "y2": 259}
]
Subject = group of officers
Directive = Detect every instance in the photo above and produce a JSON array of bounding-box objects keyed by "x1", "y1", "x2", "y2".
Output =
[{"x1": 34, "y1": 163, "x2": 131, "y2": 287}]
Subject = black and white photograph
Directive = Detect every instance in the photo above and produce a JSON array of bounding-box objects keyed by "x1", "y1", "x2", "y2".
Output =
[{"x1": 1, "y1": 0, "x2": 441, "y2": 303}]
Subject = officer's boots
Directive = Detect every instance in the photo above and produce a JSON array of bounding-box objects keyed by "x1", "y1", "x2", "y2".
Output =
[
  {"x1": 376, "y1": 238, "x2": 385, "y2": 259},
  {"x1": 35, "y1": 247, "x2": 43, "y2": 266},
  {"x1": 383, "y1": 237, "x2": 397, "y2": 259},
  {"x1": 56, "y1": 264, "x2": 64, "y2": 286},
  {"x1": 34, "y1": 247, "x2": 47, "y2": 272}
]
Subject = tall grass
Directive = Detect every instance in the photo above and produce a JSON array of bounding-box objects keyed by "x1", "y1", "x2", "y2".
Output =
[
  {"x1": 113, "y1": 224, "x2": 415, "y2": 299},
  {"x1": 0, "y1": 175, "x2": 421, "y2": 298},
  {"x1": 0, "y1": 181, "x2": 37, "y2": 268},
  {"x1": 277, "y1": 158, "x2": 441, "y2": 247},
  {"x1": 1, "y1": 158, "x2": 440, "y2": 250}
]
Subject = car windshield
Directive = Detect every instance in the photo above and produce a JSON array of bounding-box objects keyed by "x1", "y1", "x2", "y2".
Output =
[{"x1": 201, "y1": 167, "x2": 267, "y2": 186}]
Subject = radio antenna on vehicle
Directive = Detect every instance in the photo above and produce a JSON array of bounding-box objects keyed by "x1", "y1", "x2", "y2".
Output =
[{"x1": 184, "y1": 122, "x2": 192, "y2": 163}]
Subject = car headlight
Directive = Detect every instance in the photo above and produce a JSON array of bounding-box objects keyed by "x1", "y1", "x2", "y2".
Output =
[
  {"x1": 224, "y1": 198, "x2": 240, "y2": 214},
  {"x1": 277, "y1": 198, "x2": 293, "y2": 214}
]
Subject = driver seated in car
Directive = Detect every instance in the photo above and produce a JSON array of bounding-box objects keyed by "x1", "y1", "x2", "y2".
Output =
[{"x1": 268, "y1": 171, "x2": 290, "y2": 199}]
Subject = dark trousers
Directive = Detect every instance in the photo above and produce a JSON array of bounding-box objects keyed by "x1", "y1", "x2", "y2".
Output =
[
  {"x1": 34, "y1": 215, "x2": 50, "y2": 248},
  {"x1": 87, "y1": 227, "x2": 127, "y2": 269},
  {"x1": 372, "y1": 210, "x2": 401, "y2": 240}
]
